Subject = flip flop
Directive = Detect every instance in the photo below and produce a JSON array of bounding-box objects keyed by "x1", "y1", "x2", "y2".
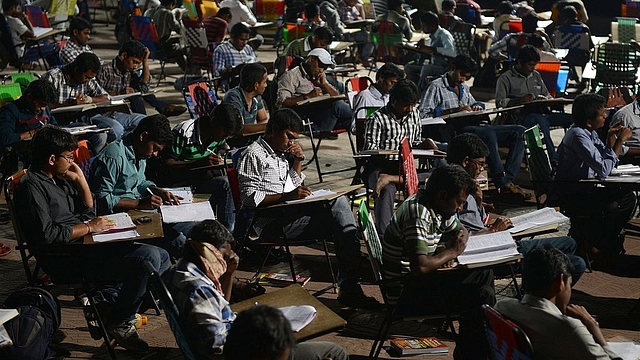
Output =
[{"x1": 0, "y1": 243, "x2": 11, "y2": 257}]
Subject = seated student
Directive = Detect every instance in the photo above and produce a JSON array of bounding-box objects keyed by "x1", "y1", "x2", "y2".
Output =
[
  {"x1": 276, "y1": 48, "x2": 352, "y2": 133},
  {"x1": 223, "y1": 63, "x2": 269, "y2": 137},
  {"x1": 148, "y1": 0, "x2": 188, "y2": 70},
  {"x1": 60, "y1": 17, "x2": 95, "y2": 64},
  {"x1": 156, "y1": 104, "x2": 243, "y2": 232},
  {"x1": 283, "y1": 26, "x2": 333, "y2": 58},
  {"x1": 528, "y1": 33, "x2": 559, "y2": 63},
  {"x1": 42, "y1": 52, "x2": 147, "y2": 142},
  {"x1": 351, "y1": 62, "x2": 405, "y2": 128},
  {"x1": 383, "y1": 164, "x2": 495, "y2": 359},
  {"x1": 420, "y1": 54, "x2": 530, "y2": 199},
  {"x1": 553, "y1": 5, "x2": 593, "y2": 87},
  {"x1": 551, "y1": 0, "x2": 588, "y2": 27},
  {"x1": 164, "y1": 220, "x2": 348, "y2": 359},
  {"x1": 493, "y1": 1, "x2": 520, "y2": 39},
  {"x1": 336, "y1": 0, "x2": 374, "y2": 66},
  {"x1": 495, "y1": 246, "x2": 620, "y2": 359},
  {"x1": 219, "y1": 0, "x2": 264, "y2": 50},
  {"x1": 315, "y1": 0, "x2": 347, "y2": 41},
  {"x1": 96, "y1": 40, "x2": 187, "y2": 118},
  {"x1": 89, "y1": 114, "x2": 196, "y2": 258},
  {"x1": 495, "y1": 45, "x2": 573, "y2": 165},
  {"x1": 225, "y1": 305, "x2": 348, "y2": 360},
  {"x1": 15, "y1": 125, "x2": 170, "y2": 353},
  {"x1": 300, "y1": 3, "x2": 325, "y2": 31},
  {"x1": 404, "y1": 12, "x2": 457, "y2": 91},
  {"x1": 447, "y1": 133, "x2": 586, "y2": 283},
  {"x1": 488, "y1": 14, "x2": 554, "y2": 61},
  {"x1": 609, "y1": 97, "x2": 640, "y2": 163},
  {"x1": 439, "y1": 0, "x2": 464, "y2": 29},
  {"x1": 203, "y1": 7, "x2": 232, "y2": 44},
  {"x1": 237, "y1": 108, "x2": 377, "y2": 308},
  {"x1": 337, "y1": 0, "x2": 365, "y2": 23},
  {"x1": 0, "y1": 79, "x2": 107, "y2": 157},
  {"x1": 213, "y1": 23, "x2": 258, "y2": 86},
  {"x1": 372, "y1": 0, "x2": 414, "y2": 41},
  {"x1": 552, "y1": 93, "x2": 636, "y2": 255}
]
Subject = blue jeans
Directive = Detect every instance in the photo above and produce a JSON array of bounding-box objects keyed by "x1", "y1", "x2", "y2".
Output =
[
  {"x1": 520, "y1": 113, "x2": 573, "y2": 163},
  {"x1": 307, "y1": 101, "x2": 353, "y2": 132},
  {"x1": 516, "y1": 236, "x2": 586, "y2": 285},
  {"x1": 91, "y1": 112, "x2": 147, "y2": 142},
  {"x1": 129, "y1": 95, "x2": 169, "y2": 115},
  {"x1": 161, "y1": 221, "x2": 196, "y2": 259},
  {"x1": 63, "y1": 122, "x2": 108, "y2": 155},
  {"x1": 462, "y1": 124, "x2": 526, "y2": 189},
  {"x1": 191, "y1": 176, "x2": 235, "y2": 232}
]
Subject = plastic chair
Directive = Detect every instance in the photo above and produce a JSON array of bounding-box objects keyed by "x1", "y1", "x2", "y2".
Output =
[
  {"x1": 450, "y1": 22, "x2": 476, "y2": 59},
  {"x1": 399, "y1": 137, "x2": 418, "y2": 197},
  {"x1": 0, "y1": 83, "x2": 22, "y2": 106},
  {"x1": 612, "y1": 17, "x2": 640, "y2": 44},
  {"x1": 4, "y1": 72, "x2": 39, "y2": 87},
  {"x1": 536, "y1": 61, "x2": 562, "y2": 97},
  {"x1": 483, "y1": 305, "x2": 534, "y2": 360},
  {"x1": 592, "y1": 42, "x2": 639, "y2": 93},
  {"x1": 129, "y1": 16, "x2": 169, "y2": 86},
  {"x1": 371, "y1": 21, "x2": 404, "y2": 66},
  {"x1": 182, "y1": 80, "x2": 218, "y2": 118},
  {"x1": 199, "y1": 0, "x2": 219, "y2": 19},
  {"x1": 282, "y1": 23, "x2": 311, "y2": 45},
  {"x1": 523, "y1": 125, "x2": 553, "y2": 209},
  {"x1": 182, "y1": 19, "x2": 212, "y2": 78},
  {"x1": 25, "y1": 6, "x2": 52, "y2": 28},
  {"x1": 254, "y1": 0, "x2": 285, "y2": 21}
]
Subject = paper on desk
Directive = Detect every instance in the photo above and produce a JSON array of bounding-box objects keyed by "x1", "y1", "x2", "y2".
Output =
[
  {"x1": 285, "y1": 189, "x2": 337, "y2": 204},
  {"x1": 93, "y1": 230, "x2": 139, "y2": 242},
  {"x1": 279, "y1": 305, "x2": 317, "y2": 332},
  {"x1": 508, "y1": 207, "x2": 569, "y2": 234},
  {"x1": 606, "y1": 342, "x2": 640, "y2": 360},
  {"x1": 160, "y1": 202, "x2": 215, "y2": 223},
  {"x1": 110, "y1": 92, "x2": 142, "y2": 101},
  {"x1": 421, "y1": 117, "x2": 447, "y2": 125},
  {"x1": 611, "y1": 164, "x2": 640, "y2": 175},
  {"x1": 98, "y1": 213, "x2": 137, "y2": 233},
  {"x1": 457, "y1": 231, "x2": 519, "y2": 265},
  {"x1": 0, "y1": 309, "x2": 18, "y2": 325},
  {"x1": 32, "y1": 27, "x2": 53, "y2": 37},
  {"x1": 162, "y1": 187, "x2": 193, "y2": 204},
  {"x1": 0, "y1": 323, "x2": 12, "y2": 348}
]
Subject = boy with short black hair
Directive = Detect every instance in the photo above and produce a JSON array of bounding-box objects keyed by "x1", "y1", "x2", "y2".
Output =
[{"x1": 60, "y1": 17, "x2": 94, "y2": 64}]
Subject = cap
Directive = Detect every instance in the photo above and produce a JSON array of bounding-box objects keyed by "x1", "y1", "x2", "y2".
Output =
[{"x1": 308, "y1": 48, "x2": 336, "y2": 68}]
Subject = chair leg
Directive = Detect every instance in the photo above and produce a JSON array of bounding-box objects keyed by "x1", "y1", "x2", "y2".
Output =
[
  {"x1": 304, "y1": 136, "x2": 323, "y2": 182},
  {"x1": 251, "y1": 247, "x2": 273, "y2": 282},
  {"x1": 148, "y1": 290, "x2": 161, "y2": 316},
  {"x1": 509, "y1": 264, "x2": 522, "y2": 300},
  {"x1": 321, "y1": 240, "x2": 337, "y2": 293},
  {"x1": 86, "y1": 287, "x2": 117, "y2": 359},
  {"x1": 370, "y1": 310, "x2": 394, "y2": 359},
  {"x1": 284, "y1": 242, "x2": 297, "y2": 284}
]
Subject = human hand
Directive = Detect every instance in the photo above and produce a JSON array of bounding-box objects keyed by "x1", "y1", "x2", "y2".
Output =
[
  {"x1": 536, "y1": 94, "x2": 548, "y2": 100},
  {"x1": 458, "y1": 105, "x2": 472, "y2": 112},
  {"x1": 565, "y1": 304, "x2": 599, "y2": 328},
  {"x1": 143, "y1": 47, "x2": 150, "y2": 61},
  {"x1": 284, "y1": 186, "x2": 313, "y2": 201},
  {"x1": 522, "y1": 93, "x2": 534, "y2": 103},
  {"x1": 317, "y1": 72, "x2": 327, "y2": 86},
  {"x1": 88, "y1": 217, "x2": 117, "y2": 233},
  {"x1": 285, "y1": 140, "x2": 304, "y2": 159},
  {"x1": 124, "y1": 86, "x2": 136, "y2": 94},
  {"x1": 75, "y1": 94, "x2": 87, "y2": 105},
  {"x1": 61, "y1": 162, "x2": 84, "y2": 182},
  {"x1": 207, "y1": 152, "x2": 223, "y2": 165},
  {"x1": 158, "y1": 189, "x2": 183, "y2": 205},
  {"x1": 490, "y1": 216, "x2": 512, "y2": 232},
  {"x1": 447, "y1": 226, "x2": 468, "y2": 255},
  {"x1": 471, "y1": 105, "x2": 483, "y2": 111},
  {"x1": 618, "y1": 127, "x2": 633, "y2": 142},
  {"x1": 473, "y1": 180, "x2": 483, "y2": 203},
  {"x1": 225, "y1": 250, "x2": 240, "y2": 273},
  {"x1": 139, "y1": 194, "x2": 164, "y2": 209}
]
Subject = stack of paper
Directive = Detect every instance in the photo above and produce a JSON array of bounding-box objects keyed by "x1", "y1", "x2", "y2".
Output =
[
  {"x1": 457, "y1": 231, "x2": 519, "y2": 265},
  {"x1": 285, "y1": 189, "x2": 336, "y2": 204},
  {"x1": 607, "y1": 342, "x2": 640, "y2": 360},
  {"x1": 160, "y1": 202, "x2": 215, "y2": 223},
  {"x1": 611, "y1": 164, "x2": 640, "y2": 175},
  {"x1": 0, "y1": 309, "x2": 18, "y2": 348},
  {"x1": 279, "y1": 305, "x2": 317, "y2": 332},
  {"x1": 163, "y1": 187, "x2": 194, "y2": 204},
  {"x1": 508, "y1": 208, "x2": 569, "y2": 234},
  {"x1": 92, "y1": 213, "x2": 139, "y2": 243}
]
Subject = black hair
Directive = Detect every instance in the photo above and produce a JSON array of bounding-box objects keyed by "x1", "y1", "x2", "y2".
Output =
[
  {"x1": 376, "y1": 63, "x2": 405, "y2": 82},
  {"x1": 265, "y1": 108, "x2": 303, "y2": 138},
  {"x1": 2, "y1": 0, "x2": 19, "y2": 12},
  {"x1": 446, "y1": 133, "x2": 489, "y2": 165},
  {"x1": 132, "y1": 114, "x2": 174, "y2": 146},
  {"x1": 522, "y1": 12, "x2": 538, "y2": 33},
  {"x1": 450, "y1": 54, "x2": 477, "y2": 74},
  {"x1": 572, "y1": 93, "x2": 606, "y2": 127},
  {"x1": 216, "y1": 7, "x2": 232, "y2": 19},
  {"x1": 526, "y1": 33, "x2": 544, "y2": 48},
  {"x1": 442, "y1": 0, "x2": 456, "y2": 11},
  {"x1": 24, "y1": 79, "x2": 58, "y2": 104},
  {"x1": 304, "y1": 3, "x2": 320, "y2": 18},
  {"x1": 313, "y1": 26, "x2": 334, "y2": 42},
  {"x1": 69, "y1": 52, "x2": 102, "y2": 74},
  {"x1": 516, "y1": 44, "x2": 540, "y2": 64},
  {"x1": 160, "y1": 0, "x2": 175, "y2": 6},
  {"x1": 388, "y1": 0, "x2": 404, "y2": 10},
  {"x1": 497, "y1": 1, "x2": 514, "y2": 15},
  {"x1": 561, "y1": 5, "x2": 578, "y2": 22},
  {"x1": 422, "y1": 164, "x2": 476, "y2": 203},
  {"x1": 421, "y1": 11, "x2": 439, "y2": 27},
  {"x1": 239, "y1": 63, "x2": 268, "y2": 90},
  {"x1": 29, "y1": 125, "x2": 78, "y2": 168},
  {"x1": 210, "y1": 103, "x2": 243, "y2": 135},
  {"x1": 119, "y1": 39, "x2": 147, "y2": 58},
  {"x1": 69, "y1": 17, "x2": 93, "y2": 35},
  {"x1": 230, "y1": 23, "x2": 251, "y2": 37},
  {"x1": 521, "y1": 245, "x2": 574, "y2": 295},
  {"x1": 224, "y1": 305, "x2": 295, "y2": 360},
  {"x1": 389, "y1": 79, "x2": 419, "y2": 104},
  {"x1": 188, "y1": 220, "x2": 234, "y2": 250}
]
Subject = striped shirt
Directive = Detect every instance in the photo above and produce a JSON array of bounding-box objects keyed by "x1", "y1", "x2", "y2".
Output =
[
  {"x1": 168, "y1": 118, "x2": 226, "y2": 161},
  {"x1": 202, "y1": 16, "x2": 228, "y2": 44},
  {"x1": 222, "y1": 86, "x2": 264, "y2": 125},
  {"x1": 97, "y1": 57, "x2": 133, "y2": 95},
  {"x1": 41, "y1": 67, "x2": 109, "y2": 105},
  {"x1": 419, "y1": 74, "x2": 485, "y2": 118},
  {"x1": 363, "y1": 105, "x2": 422, "y2": 156},
  {"x1": 212, "y1": 40, "x2": 258, "y2": 77},
  {"x1": 383, "y1": 192, "x2": 459, "y2": 303},
  {"x1": 337, "y1": 0, "x2": 361, "y2": 22}
]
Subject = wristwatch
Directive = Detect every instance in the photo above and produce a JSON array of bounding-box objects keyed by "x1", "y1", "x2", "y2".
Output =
[{"x1": 294, "y1": 155, "x2": 305, "y2": 161}]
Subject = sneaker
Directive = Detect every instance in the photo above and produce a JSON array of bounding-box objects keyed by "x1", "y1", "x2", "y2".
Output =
[
  {"x1": 107, "y1": 321, "x2": 149, "y2": 353},
  {"x1": 337, "y1": 287, "x2": 381, "y2": 309},
  {"x1": 161, "y1": 104, "x2": 188, "y2": 117},
  {"x1": 0, "y1": 243, "x2": 10, "y2": 256},
  {"x1": 501, "y1": 183, "x2": 532, "y2": 200}
]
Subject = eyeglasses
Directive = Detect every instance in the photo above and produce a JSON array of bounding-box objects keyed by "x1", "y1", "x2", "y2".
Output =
[
  {"x1": 467, "y1": 157, "x2": 486, "y2": 169},
  {"x1": 56, "y1": 154, "x2": 75, "y2": 163}
]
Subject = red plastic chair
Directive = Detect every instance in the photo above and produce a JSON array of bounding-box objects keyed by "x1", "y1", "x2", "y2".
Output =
[
  {"x1": 483, "y1": 305, "x2": 534, "y2": 360},
  {"x1": 399, "y1": 137, "x2": 418, "y2": 197},
  {"x1": 183, "y1": 81, "x2": 218, "y2": 118}
]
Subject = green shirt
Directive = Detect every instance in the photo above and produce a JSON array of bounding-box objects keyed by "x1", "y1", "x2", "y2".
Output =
[
  {"x1": 222, "y1": 87, "x2": 264, "y2": 125},
  {"x1": 168, "y1": 118, "x2": 226, "y2": 161}
]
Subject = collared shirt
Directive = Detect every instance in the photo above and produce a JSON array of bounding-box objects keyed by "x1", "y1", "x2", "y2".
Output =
[
  {"x1": 89, "y1": 134, "x2": 156, "y2": 214},
  {"x1": 458, "y1": 194, "x2": 489, "y2": 232},
  {"x1": 282, "y1": 36, "x2": 316, "y2": 58},
  {"x1": 337, "y1": 0, "x2": 361, "y2": 22},
  {"x1": 492, "y1": 13, "x2": 519, "y2": 37},
  {"x1": 212, "y1": 40, "x2": 258, "y2": 77},
  {"x1": 219, "y1": 0, "x2": 257, "y2": 28},
  {"x1": 237, "y1": 137, "x2": 305, "y2": 234},
  {"x1": 41, "y1": 67, "x2": 109, "y2": 105},
  {"x1": 222, "y1": 86, "x2": 264, "y2": 125},
  {"x1": 203, "y1": 16, "x2": 228, "y2": 44},
  {"x1": 150, "y1": 6, "x2": 182, "y2": 42},
  {"x1": 488, "y1": 32, "x2": 552, "y2": 60},
  {"x1": 352, "y1": 84, "x2": 387, "y2": 116},
  {"x1": 419, "y1": 74, "x2": 485, "y2": 118},
  {"x1": 495, "y1": 294, "x2": 619, "y2": 360},
  {"x1": 168, "y1": 118, "x2": 226, "y2": 161},
  {"x1": 428, "y1": 26, "x2": 457, "y2": 67},
  {"x1": 164, "y1": 259, "x2": 236, "y2": 358},
  {"x1": 97, "y1": 57, "x2": 137, "y2": 95},
  {"x1": 610, "y1": 100, "x2": 640, "y2": 155},
  {"x1": 0, "y1": 99, "x2": 57, "y2": 147},
  {"x1": 363, "y1": 105, "x2": 422, "y2": 153},
  {"x1": 495, "y1": 67, "x2": 551, "y2": 108},
  {"x1": 15, "y1": 169, "x2": 95, "y2": 245},
  {"x1": 375, "y1": 10, "x2": 413, "y2": 40},
  {"x1": 383, "y1": 192, "x2": 459, "y2": 303},
  {"x1": 60, "y1": 41, "x2": 94, "y2": 64},
  {"x1": 320, "y1": 0, "x2": 346, "y2": 39},
  {"x1": 275, "y1": 64, "x2": 315, "y2": 109},
  {"x1": 6, "y1": 15, "x2": 28, "y2": 56}
]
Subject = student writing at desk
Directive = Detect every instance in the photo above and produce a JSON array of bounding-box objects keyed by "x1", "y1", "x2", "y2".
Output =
[
  {"x1": 14, "y1": 126, "x2": 170, "y2": 353},
  {"x1": 237, "y1": 108, "x2": 378, "y2": 308},
  {"x1": 222, "y1": 63, "x2": 270, "y2": 141},
  {"x1": 213, "y1": 23, "x2": 258, "y2": 89}
]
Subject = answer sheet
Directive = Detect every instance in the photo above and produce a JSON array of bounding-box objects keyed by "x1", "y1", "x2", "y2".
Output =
[{"x1": 509, "y1": 207, "x2": 569, "y2": 234}]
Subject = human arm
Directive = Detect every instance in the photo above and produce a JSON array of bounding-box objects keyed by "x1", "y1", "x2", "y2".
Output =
[
  {"x1": 238, "y1": 2, "x2": 258, "y2": 26},
  {"x1": 409, "y1": 222, "x2": 468, "y2": 275},
  {"x1": 606, "y1": 123, "x2": 632, "y2": 157},
  {"x1": 140, "y1": 47, "x2": 151, "y2": 85},
  {"x1": 570, "y1": 130, "x2": 619, "y2": 178},
  {"x1": 495, "y1": 74, "x2": 533, "y2": 107},
  {"x1": 9, "y1": 14, "x2": 34, "y2": 40},
  {"x1": 564, "y1": 304, "x2": 621, "y2": 359},
  {"x1": 435, "y1": 32, "x2": 457, "y2": 58},
  {"x1": 316, "y1": 72, "x2": 339, "y2": 96},
  {"x1": 276, "y1": 71, "x2": 320, "y2": 108}
]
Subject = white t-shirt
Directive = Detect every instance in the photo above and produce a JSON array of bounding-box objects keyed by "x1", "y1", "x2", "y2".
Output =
[{"x1": 6, "y1": 15, "x2": 29, "y2": 57}]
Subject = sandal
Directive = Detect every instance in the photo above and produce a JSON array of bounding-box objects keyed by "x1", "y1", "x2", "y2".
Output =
[{"x1": 0, "y1": 243, "x2": 10, "y2": 256}]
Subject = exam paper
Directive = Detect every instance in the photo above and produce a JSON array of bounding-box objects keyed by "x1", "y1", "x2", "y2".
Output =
[
  {"x1": 279, "y1": 305, "x2": 317, "y2": 332},
  {"x1": 509, "y1": 208, "x2": 569, "y2": 234},
  {"x1": 160, "y1": 202, "x2": 215, "y2": 223},
  {"x1": 285, "y1": 189, "x2": 337, "y2": 204}
]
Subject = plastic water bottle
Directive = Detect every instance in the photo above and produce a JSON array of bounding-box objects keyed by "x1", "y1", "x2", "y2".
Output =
[
  {"x1": 134, "y1": 313, "x2": 148, "y2": 329},
  {"x1": 184, "y1": 0, "x2": 199, "y2": 20}
]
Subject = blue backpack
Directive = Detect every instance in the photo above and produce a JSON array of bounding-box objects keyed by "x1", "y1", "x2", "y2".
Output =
[{"x1": 0, "y1": 287, "x2": 61, "y2": 360}]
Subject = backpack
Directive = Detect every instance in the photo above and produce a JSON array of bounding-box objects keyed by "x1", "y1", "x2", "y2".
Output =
[{"x1": 0, "y1": 287, "x2": 61, "y2": 360}]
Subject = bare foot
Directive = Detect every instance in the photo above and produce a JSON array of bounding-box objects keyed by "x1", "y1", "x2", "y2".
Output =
[{"x1": 375, "y1": 173, "x2": 393, "y2": 197}]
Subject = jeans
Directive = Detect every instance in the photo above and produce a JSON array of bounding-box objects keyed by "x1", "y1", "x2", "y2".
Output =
[
  {"x1": 289, "y1": 341, "x2": 348, "y2": 360},
  {"x1": 307, "y1": 101, "x2": 353, "y2": 132},
  {"x1": 64, "y1": 122, "x2": 108, "y2": 155},
  {"x1": 40, "y1": 242, "x2": 171, "y2": 325},
  {"x1": 161, "y1": 221, "x2": 197, "y2": 259},
  {"x1": 520, "y1": 113, "x2": 573, "y2": 163},
  {"x1": 345, "y1": 30, "x2": 374, "y2": 60},
  {"x1": 516, "y1": 236, "x2": 586, "y2": 285},
  {"x1": 129, "y1": 94, "x2": 169, "y2": 115},
  {"x1": 91, "y1": 112, "x2": 147, "y2": 142},
  {"x1": 462, "y1": 124, "x2": 526, "y2": 188}
]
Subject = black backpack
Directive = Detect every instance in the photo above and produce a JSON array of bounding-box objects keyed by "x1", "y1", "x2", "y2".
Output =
[{"x1": 0, "y1": 287, "x2": 61, "y2": 360}]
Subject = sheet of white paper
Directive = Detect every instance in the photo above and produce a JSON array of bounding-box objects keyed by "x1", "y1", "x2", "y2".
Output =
[
  {"x1": 508, "y1": 207, "x2": 569, "y2": 233},
  {"x1": 464, "y1": 231, "x2": 518, "y2": 255},
  {"x1": 279, "y1": 305, "x2": 317, "y2": 332},
  {"x1": 160, "y1": 202, "x2": 215, "y2": 223},
  {"x1": 162, "y1": 187, "x2": 194, "y2": 204},
  {"x1": 32, "y1": 27, "x2": 53, "y2": 37},
  {"x1": 457, "y1": 247, "x2": 520, "y2": 265},
  {"x1": 421, "y1": 117, "x2": 447, "y2": 125},
  {"x1": 93, "y1": 230, "x2": 139, "y2": 242},
  {"x1": 97, "y1": 213, "x2": 137, "y2": 234},
  {"x1": 0, "y1": 309, "x2": 18, "y2": 324},
  {"x1": 611, "y1": 164, "x2": 640, "y2": 175},
  {"x1": 606, "y1": 342, "x2": 640, "y2": 360},
  {"x1": 110, "y1": 92, "x2": 142, "y2": 101},
  {"x1": 0, "y1": 324, "x2": 12, "y2": 348},
  {"x1": 412, "y1": 149, "x2": 435, "y2": 156},
  {"x1": 285, "y1": 189, "x2": 337, "y2": 204}
]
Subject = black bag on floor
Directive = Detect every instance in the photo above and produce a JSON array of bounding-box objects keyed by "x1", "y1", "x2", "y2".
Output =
[{"x1": 0, "y1": 287, "x2": 61, "y2": 360}]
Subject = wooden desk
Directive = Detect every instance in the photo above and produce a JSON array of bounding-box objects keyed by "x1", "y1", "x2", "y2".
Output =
[
  {"x1": 397, "y1": 42, "x2": 432, "y2": 56},
  {"x1": 84, "y1": 211, "x2": 163, "y2": 244},
  {"x1": 345, "y1": 19, "x2": 374, "y2": 28},
  {"x1": 441, "y1": 105, "x2": 524, "y2": 121},
  {"x1": 266, "y1": 184, "x2": 363, "y2": 208},
  {"x1": 189, "y1": 158, "x2": 233, "y2": 171},
  {"x1": 231, "y1": 284, "x2": 347, "y2": 342}
]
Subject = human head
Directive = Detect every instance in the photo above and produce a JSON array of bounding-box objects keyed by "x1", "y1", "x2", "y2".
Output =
[
  {"x1": 118, "y1": 40, "x2": 146, "y2": 72},
  {"x1": 216, "y1": 7, "x2": 233, "y2": 22},
  {"x1": 29, "y1": 125, "x2": 78, "y2": 173},
  {"x1": 375, "y1": 63, "x2": 405, "y2": 94},
  {"x1": 131, "y1": 114, "x2": 174, "y2": 158},
  {"x1": 526, "y1": 33, "x2": 544, "y2": 49},
  {"x1": 264, "y1": 108, "x2": 303, "y2": 154},
  {"x1": 224, "y1": 305, "x2": 295, "y2": 360},
  {"x1": 522, "y1": 12, "x2": 539, "y2": 33},
  {"x1": 447, "y1": 54, "x2": 477, "y2": 86},
  {"x1": 561, "y1": 5, "x2": 578, "y2": 23},
  {"x1": 207, "y1": 103, "x2": 244, "y2": 141},
  {"x1": 497, "y1": 1, "x2": 514, "y2": 15},
  {"x1": 230, "y1": 23, "x2": 252, "y2": 51},
  {"x1": 446, "y1": 133, "x2": 489, "y2": 178},
  {"x1": 304, "y1": 3, "x2": 320, "y2": 20},
  {"x1": 572, "y1": 93, "x2": 607, "y2": 129},
  {"x1": 305, "y1": 48, "x2": 335, "y2": 80},
  {"x1": 23, "y1": 79, "x2": 58, "y2": 114},
  {"x1": 239, "y1": 62, "x2": 268, "y2": 95},
  {"x1": 160, "y1": 0, "x2": 175, "y2": 9},
  {"x1": 515, "y1": 45, "x2": 540, "y2": 77},
  {"x1": 2, "y1": 0, "x2": 20, "y2": 14},
  {"x1": 69, "y1": 17, "x2": 92, "y2": 46},
  {"x1": 66, "y1": 52, "x2": 102, "y2": 85},
  {"x1": 521, "y1": 245, "x2": 574, "y2": 312},
  {"x1": 442, "y1": 0, "x2": 456, "y2": 12},
  {"x1": 388, "y1": 79, "x2": 419, "y2": 119},
  {"x1": 311, "y1": 26, "x2": 334, "y2": 49},
  {"x1": 422, "y1": 164, "x2": 476, "y2": 218},
  {"x1": 388, "y1": 0, "x2": 404, "y2": 11},
  {"x1": 421, "y1": 11, "x2": 439, "y2": 33}
]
